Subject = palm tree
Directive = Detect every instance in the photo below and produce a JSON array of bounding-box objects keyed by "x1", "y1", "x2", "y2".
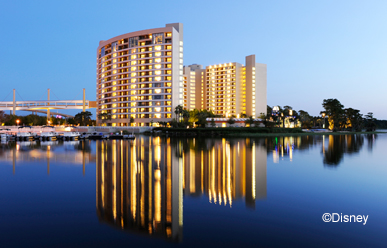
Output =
[{"x1": 174, "y1": 105, "x2": 183, "y2": 122}]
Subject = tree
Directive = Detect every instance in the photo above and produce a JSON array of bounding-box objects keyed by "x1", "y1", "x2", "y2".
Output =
[
  {"x1": 169, "y1": 118, "x2": 179, "y2": 128},
  {"x1": 67, "y1": 118, "x2": 76, "y2": 125},
  {"x1": 322, "y1": 99, "x2": 344, "y2": 131},
  {"x1": 195, "y1": 111, "x2": 208, "y2": 128},
  {"x1": 210, "y1": 118, "x2": 216, "y2": 127},
  {"x1": 298, "y1": 110, "x2": 312, "y2": 128},
  {"x1": 182, "y1": 109, "x2": 190, "y2": 126},
  {"x1": 344, "y1": 108, "x2": 363, "y2": 131},
  {"x1": 74, "y1": 111, "x2": 93, "y2": 126},
  {"x1": 227, "y1": 117, "x2": 235, "y2": 127},
  {"x1": 267, "y1": 105, "x2": 273, "y2": 116},
  {"x1": 174, "y1": 105, "x2": 183, "y2": 122},
  {"x1": 0, "y1": 111, "x2": 6, "y2": 125},
  {"x1": 364, "y1": 112, "x2": 376, "y2": 131},
  {"x1": 157, "y1": 121, "x2": 168, "y2": 127},
  {"x1": 244, "y1": 116, "x2": 255, "y2": 127}
]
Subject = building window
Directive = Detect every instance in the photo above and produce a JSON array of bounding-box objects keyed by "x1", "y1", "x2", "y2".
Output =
[
  {"x1": 129, "y1": 37, "x2": 138, "y2": 47},
  {"x1": 152, "y1": 33, "x2": 163, "y2": 44},
  {"x1": 111, "y1": 41, "x2": 117, "y2": 52}
]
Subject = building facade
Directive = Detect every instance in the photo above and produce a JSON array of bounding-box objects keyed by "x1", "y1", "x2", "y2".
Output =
[
  {"x1": 182, "y1": 64, "x2": 203, "y2": 111},
  {"x1": 96, "y1": 23, "x2": 267, "y2": 126},
  {"x1": 96, "y1": 23, "x2": 184, "y2": 126},
  {"x1": 187, "y1": 55, "x2": 267, "y2": 117}
]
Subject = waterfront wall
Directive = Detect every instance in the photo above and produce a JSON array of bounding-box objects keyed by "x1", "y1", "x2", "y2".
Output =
[{"x1": 1, "y1": 126, "x2": 152, "y2": 134}]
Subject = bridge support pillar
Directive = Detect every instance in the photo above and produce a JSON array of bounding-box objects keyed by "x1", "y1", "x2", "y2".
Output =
[
  {"x1": 12, "y1": 89, "x2": 16, "y2": 115},
  {"x1": 83, "y1": 88, "x2": 86, "y2": 112},
  {"x1": 47, "y1": 89, "x2": 50, "y2": 123}
]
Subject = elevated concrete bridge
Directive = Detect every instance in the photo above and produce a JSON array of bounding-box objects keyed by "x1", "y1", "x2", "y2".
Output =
[{"x1": 0, "y1": 88, "x2": 97, "y2": 119}]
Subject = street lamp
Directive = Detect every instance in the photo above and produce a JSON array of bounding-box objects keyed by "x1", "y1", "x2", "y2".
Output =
[
  {"x1": 16, "y1": 119, "x2": 20, "y2": 126},
  {"x1": 322, "y1": 113, "x2": 326, "y2": 129}
]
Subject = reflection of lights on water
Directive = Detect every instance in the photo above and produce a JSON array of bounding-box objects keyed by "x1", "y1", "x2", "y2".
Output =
[{"x1": 16, "y1": 144, "x2": 20, "y2": 151}]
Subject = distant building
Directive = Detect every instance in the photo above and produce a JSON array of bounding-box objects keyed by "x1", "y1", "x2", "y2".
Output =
[
  {"x1": 184, "y1": 55, "x2": 267, "y2": 117},
  {"x1": 182, "y1": 64, "x2": 203, "y2": 111}
]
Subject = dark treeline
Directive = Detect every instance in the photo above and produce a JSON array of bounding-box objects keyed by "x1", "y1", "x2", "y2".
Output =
[
  {"x1": 375, "y1": 120, "x2": 387, "y2": 129},
  {"x1": 0, "y1": 111, "x2": 95, "y2": 126}
]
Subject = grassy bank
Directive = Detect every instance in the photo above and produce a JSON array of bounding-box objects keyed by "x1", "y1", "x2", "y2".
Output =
[{"x1": 147, "y1": 127, "x2": 385, "y2": 137}]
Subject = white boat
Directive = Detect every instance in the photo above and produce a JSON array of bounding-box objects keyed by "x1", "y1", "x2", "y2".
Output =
[
  {"x1": 0, "y1": 133, "x2": 11, "y2": 141},
  {"x1": 62, "y1": 132, "x2": 80, "y2": 140},
  {"x1": 40, "y1": 131, "x2": 58, "y2": 140},
  {"x1": 124, "y1": 134, "x2": 135, "y2": 139},
  {"x1": 16, "y1": 132, "x2": 35, "y2": 140}
]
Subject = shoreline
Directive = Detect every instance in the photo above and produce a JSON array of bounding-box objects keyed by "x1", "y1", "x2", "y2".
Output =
[
  {"x1": 225, "y1": 131, "x2": 385, "y2": 137},
  {"x1": 147, "y1": 127, "x2": 386, "y2": 137}
]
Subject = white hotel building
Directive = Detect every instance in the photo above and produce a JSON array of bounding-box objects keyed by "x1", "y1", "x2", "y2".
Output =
[
  {"x1": 96, "y1": 23, "x2": 184, "y2": 126},
  {"x1": 183, "y1": 55, "x2": 267, "y2": 118},
  {"x1": 96, "y1": 23, "x2": 266, "y2": 126}
]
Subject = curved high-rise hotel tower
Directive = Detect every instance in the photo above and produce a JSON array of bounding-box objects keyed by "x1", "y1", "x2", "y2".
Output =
[{"x1": 96, "y1": 23, "x2": 183, "y2": 126}]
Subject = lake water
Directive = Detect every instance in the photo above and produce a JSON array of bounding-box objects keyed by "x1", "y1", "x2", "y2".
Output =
[{"x1": 0, "y1": 134, "x2": 386, "y2": 247}]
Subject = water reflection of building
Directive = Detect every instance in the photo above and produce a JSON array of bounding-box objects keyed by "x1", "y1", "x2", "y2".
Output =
[
  {"x1": 182, "y1": 138, "x2": 267, "y2": 209},
  {"x1": 96, "y1": 137, "x2": 183, "y2": 242}
]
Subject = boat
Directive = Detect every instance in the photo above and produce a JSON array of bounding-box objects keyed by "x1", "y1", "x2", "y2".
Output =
[
  {"x1": 40, "y1": 131, "x2": 58, "y2": 141},
  {"x1": 16, "y1": 131, "x2": 36, "y2": 141},
  {"x1": 102, "y1": 134, "x2": 110, "y2": 139},
  {"x1": 0, "y1": 129, "x2": 13, "y2": 141},
  {"x1": 62, "y1": 132, "x2": 80, "y2": 140},
  {"x1": 125, "y1": 134, "x2": 135, "y2": 139},
  {"x1": 126, "y1": 128, "x2": 136, "y2": 140}
]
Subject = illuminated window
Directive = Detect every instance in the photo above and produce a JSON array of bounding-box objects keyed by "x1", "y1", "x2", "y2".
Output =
[
  {"x1": 155, "y1": 52, "x2": 161, "y2": 57},
  {"x1": 155, "y1": 45, "x2": 161, "y2": 51}
]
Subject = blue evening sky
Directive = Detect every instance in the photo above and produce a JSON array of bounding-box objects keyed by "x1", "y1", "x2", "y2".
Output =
[{"x1": 0, "y1": 0, "x2": 386, "y2": 119}]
